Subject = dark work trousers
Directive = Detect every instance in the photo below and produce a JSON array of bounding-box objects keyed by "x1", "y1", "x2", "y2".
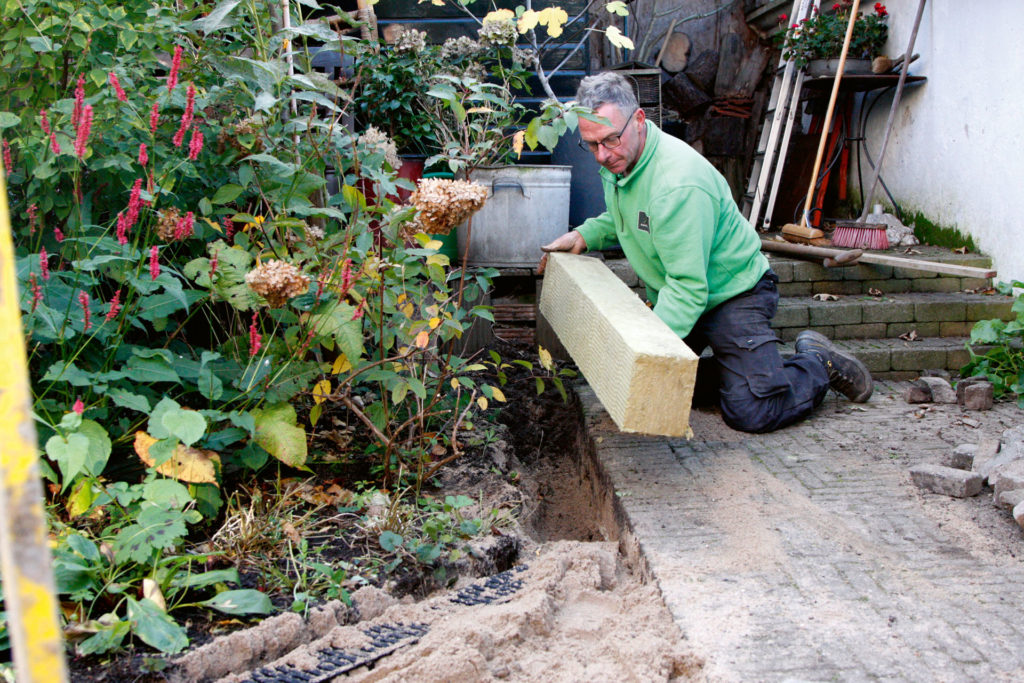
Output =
[{"x1": 683, "y1": 271, "x2": 830, "y2": 433}]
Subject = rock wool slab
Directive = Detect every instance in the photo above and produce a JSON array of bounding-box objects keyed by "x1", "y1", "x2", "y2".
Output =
[{"x1": 539, "y1": 253, "x2": 698, "y2": 437}]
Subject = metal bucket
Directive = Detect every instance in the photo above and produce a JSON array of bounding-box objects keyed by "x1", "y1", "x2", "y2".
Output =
[{"x1": 457, "y1": 165, "x2": 572, "y2": 268}]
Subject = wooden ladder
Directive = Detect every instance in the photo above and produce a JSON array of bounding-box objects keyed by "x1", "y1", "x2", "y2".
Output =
[{"x1": 742, "y1": 0, "x2": 820, "y2": 231}]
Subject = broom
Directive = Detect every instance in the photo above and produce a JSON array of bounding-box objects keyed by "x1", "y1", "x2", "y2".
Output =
[
  {"x1": 782, "y1": 0, "x2": 879, "y2": 248},
  {"x1": 832, "y1": 0, "x2": 928, "y2": 250}
]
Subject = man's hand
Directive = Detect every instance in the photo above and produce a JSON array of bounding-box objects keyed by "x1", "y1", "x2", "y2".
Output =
[{"x1": 538, "y1": 230, "x2": 587, "y2": 275}]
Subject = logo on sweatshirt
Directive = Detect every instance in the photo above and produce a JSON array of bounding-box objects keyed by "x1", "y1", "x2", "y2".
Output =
[{"x1": 637, "y1": 211, "x2": 650, "y2": 233}]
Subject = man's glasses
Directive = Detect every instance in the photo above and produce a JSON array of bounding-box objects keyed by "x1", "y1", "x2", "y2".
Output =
[{"x1": 578, "y1": 109, "x2": 637, "y2": 153}]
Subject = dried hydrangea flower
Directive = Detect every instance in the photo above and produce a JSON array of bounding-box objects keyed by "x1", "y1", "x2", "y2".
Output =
[
  {"x1": 245, "y1": 259, "x2": 311, "y2": 308},
  {"x1": 155, "y1": 207, "x2": 182, "y2": 241},
  {"x1": 358, "y1": 126, "x2": 400, "y2": 170},
  {"x1": 407, "y1": 178, "x2": 489, "y2": 236},
  {"x1": 441, "y1": 36, "x2": 482, "y2": 61},
  {"x1": 394, "y1": 28, "x2": 427, "y2": 53},
  {"x1": 479, "y1": 16, "x2": 518, "y2": 47}
]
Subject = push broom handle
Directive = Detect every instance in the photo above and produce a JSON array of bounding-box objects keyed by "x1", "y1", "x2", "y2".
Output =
[
  {"x1": 859, "y1": 0, "x2": 927, "y2": 220},
  {"x1": 800, "y1": 0, "x2": 861, "y2": 228}
]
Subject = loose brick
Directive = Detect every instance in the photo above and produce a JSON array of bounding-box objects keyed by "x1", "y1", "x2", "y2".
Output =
[
  {"x1": 971, "y1": 438, "x2": 1003, "y2": 479},
  {"x1": 792, "y1": 261, "x2": 841, "y2": 282},
  {"x1": 961, "y1": 382, "x2": 994, "y2": 411},
  {"x1": 991, "y1": 459, "x2": 1024, "y2": 501},
  {"x1": 842, "y1": 263, "x2": 893, "y2": 281},
  {"x1": 961, "y1": 277, "x2": 992, "y2": 290},
  {"x1": 814, "y1": 280, "x2": 863, "y2": 296},
  {"x1": 951, "y1": 444, "x2": 977, "y2": 470},
  {"x1": 865, "y1": 278, "x2": 912, "y2": 293},
  {"x1": 918, "y1": 376, "x2": 957, "y2": 403},
  {"x1": 887, "y1": 322, "x2": 940, "y2": 338},
  {"x1": 996, "y1": 488, "x2": 1024, "y2": 511},
  {"x1": 1014, "y1": 500, "x2": 1024, "y2": 529},
  {"x1": 539, "y1": 253, "x2": 698, "y2": 437},
  {"x1": 905, "y1": 381, "x2": 932, "y2": 404},
  {"x1": 939, "y1": 321, "x2": 974, "y2": 336},
  {"x1": 767, "y1": 259, "x2": 794, "y2": 282},
  {"x1": 910, "y1": 464, "x2": 984, "y2": 497}
]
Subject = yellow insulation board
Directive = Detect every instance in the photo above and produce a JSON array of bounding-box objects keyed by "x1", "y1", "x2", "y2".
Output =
[{"x1": 539, "y1": 253, "x2": 698, "y2": 436}]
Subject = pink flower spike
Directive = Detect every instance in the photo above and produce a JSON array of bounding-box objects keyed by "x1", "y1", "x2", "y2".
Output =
[
  {"x1": 72, "y1": 398, "x2": 85, "y2": 415},
  {"x1": 2, "y1": 138, "x2": 12, "y2": 175},
  {"x1": 173, "y1": 85, "x2": 196, "y2": 148},
  {"x1": 149, "y1": 245, "x2": 160, "y2": 280},
  {"x1": 116, "y1": 212, "x2": 129, "y2": 245},
  {"x1": 49, "y1": 132, "x2": 61, "y2": 156},
  {"x1": 40, "y1": 109, "x2": 51, "y2": 135},
  {"x1": 188, "y1": 128, "x2": 204, "y2": 161},
  {"x1": 73, "y1": 104, "x2": 93, "y2": 159},
  {"x1": 72, "y1": 75, "x2": 85, "y2": 129},
  {"x1": 105, "y1": 289, "x2": 122, "y2": 321},
  {"x1": 109, "y1": 72, "x2": 128, "y2": 102},
  {"x1": 39, "y1": 248, "x2": 50, "y2": 281},
  {"x1": 29, "y1": 273, "x2": 42, "y2": 312},
  {"x1": 209, "y1": 251, "x2": 219, "y2": 279},
  {"x1": 174, "y1": 211, "x2": 194, "y2": 240},
  {"x1": 223, "y1": 217, "x2": 235, "y2": 240},
  {"x1": 138, "y1": 143, "x2": 148, "y2": 166},
  {"x1": 78, "y1": 291, "x2": 91, "y2": 332},
  {"x1": 27, "y1": 204, "x2": 38, "y2": 234},
  {"x1": 168, "y1": 45, "x2": 183, "y2": 92},
  {"x1": 249, "y1": 311, "x2": 262, "y2": 357},
  {"x1": 54, "y1": 226, "x2": 65, "y2": 242},
  {"x1": 149, "y1": 102, "x2": 160, "y2": 135},
  {"x1": 127, "y1": 178, "x2": 143, "y2": 229}
]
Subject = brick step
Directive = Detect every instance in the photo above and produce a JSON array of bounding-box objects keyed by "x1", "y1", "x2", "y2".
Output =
[
  {"x1": 767, "y1": 246, "x2": 995, "y2": 296},
  {"x1": 779, "y1": 336, "x2": 989, "y2": 381},
  {"x1": 773, "y1": 291, "x2": 1013, "y2": 342}
]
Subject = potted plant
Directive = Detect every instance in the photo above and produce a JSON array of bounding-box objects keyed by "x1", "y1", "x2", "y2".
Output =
[{"x1": 776, "y1": 2, "x2": 889, "y2": 75}]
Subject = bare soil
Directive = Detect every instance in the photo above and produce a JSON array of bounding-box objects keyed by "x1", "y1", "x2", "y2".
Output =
[{"x1": 68, "y1": 343, "x2": 703, "y2": 682}]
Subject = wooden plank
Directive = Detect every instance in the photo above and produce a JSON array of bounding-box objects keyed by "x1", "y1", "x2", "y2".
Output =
[
  {"x1": 760, "y1": 239, "x2": 997, "y2": 278},
  {"x1": 539, "y1": 253, "x2": 698, "y2": 437}
]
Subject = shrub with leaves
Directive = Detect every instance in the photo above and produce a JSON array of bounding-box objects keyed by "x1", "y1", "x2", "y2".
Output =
[{"x1": 962, "y1": 281, "x2": 1024, "y2": 406}]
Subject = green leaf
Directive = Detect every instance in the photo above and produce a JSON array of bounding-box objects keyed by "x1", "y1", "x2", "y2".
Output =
[
  {"x1": 46, "y1": 433, "x2": 90, "y2": 491},
  {"x1": 379, "y1": 531, "x2": 403, "y2": 552},
  {"x1": 26, "y1": 35, "x2": 54, "y2": 52},
  {"x1": 77, "y1": 420, "x2": 112, "y2": 478},
  {"x1": 415, "y1": 543, "x2": 441, "y2": 563},
  {"x1": 310, "y1": 303, "x2": 364, "y2": 365},
  {"x1": 211, "y1": 184, "x2": 244, "y2": 205},
  {"x1": 106, "y1": 387, "x2": 152, "y2": 414},
  {"x1": 202, "y1": 589, "x2": 273, "y2": 615},
  {"x1": 191, "y1": 0, "x2": 243, "y2": 34},
  {"x1": 77, "y1": 619, "x2": 130, "y2": 656},
  {"x1": 148, "y1": 397, "x2": 181, "y2": 439},
  {"x1": 0, "y1": 111, "x2": 20, "y2": 129},
  {"x1": 126, "y1": 598, "x2": 188, "y2": 654},
  {"x1": 124, "y1": 355, "x2": 181, "y2": 384},
  {"x1": 251, "y1": 403, "x2": 308, "y2": 468},
  {"x1": 197, "y1": 365, "x2": 224, "y2": 401},
  {"x1": 142, "y1": 480, "x2": 193, "y2": 509},
  {"x1": 113, "y1": 505, "x2": 188, "y2": 564},
  {"x1": 161, "y1": 407, "x2": 207, "y2": 447},
  {"x1": 171, "y1": 567, "x2": 240, "y2": 589}
]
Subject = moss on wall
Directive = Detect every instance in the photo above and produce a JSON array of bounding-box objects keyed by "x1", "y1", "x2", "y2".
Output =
[{"x1": 908, "y1": 211, "x2": 976, "y2": 250}]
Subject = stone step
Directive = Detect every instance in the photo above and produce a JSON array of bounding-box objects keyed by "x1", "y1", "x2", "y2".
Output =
[
  {"x1": 779, "y1": 336, "x2": 990, "y2": 380},
  {"x1": 772, "y1": 291, "x2": 1013, "y2": 342},
  {"x1": 767, "y1": 246, "x2": 995, "y2": 296}
]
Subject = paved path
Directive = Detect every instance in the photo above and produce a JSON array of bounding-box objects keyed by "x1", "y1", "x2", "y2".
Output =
[{"x1": 581, "y1": 381, "x2": 1024, "y2": 681}]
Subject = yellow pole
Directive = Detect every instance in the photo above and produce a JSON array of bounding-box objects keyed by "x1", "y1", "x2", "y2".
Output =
[{"x1": 0, "y1": 168, "x2": 69, "y2": 679}]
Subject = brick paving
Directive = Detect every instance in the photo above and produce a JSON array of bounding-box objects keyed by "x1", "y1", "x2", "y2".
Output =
[{"x1": 580, "y1": 381, "x2": 1024, "y2": 681}]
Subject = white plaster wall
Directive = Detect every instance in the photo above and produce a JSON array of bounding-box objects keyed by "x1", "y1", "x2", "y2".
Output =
[{"x1": 857, "y1": 0, "x2": 1024, "y2": 282}]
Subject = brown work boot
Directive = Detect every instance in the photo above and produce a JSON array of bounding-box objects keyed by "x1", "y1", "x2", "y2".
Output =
[{"x1": 796, "y1": 330, "x2": 873, "y2": 403}]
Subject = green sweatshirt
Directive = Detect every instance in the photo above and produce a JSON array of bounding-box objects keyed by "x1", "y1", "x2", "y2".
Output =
[{"x1": 575, "y1": 121, "x2": 769, "y2": 338}]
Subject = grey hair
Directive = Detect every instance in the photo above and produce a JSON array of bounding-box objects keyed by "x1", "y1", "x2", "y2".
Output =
[{"x1": 575, "y1": 72, "x2": 638, "y2": 112}]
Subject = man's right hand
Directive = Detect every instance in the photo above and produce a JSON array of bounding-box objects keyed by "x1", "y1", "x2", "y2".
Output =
[{"x1": 538, "y1": 230, "x2": 587, "y2": 275}]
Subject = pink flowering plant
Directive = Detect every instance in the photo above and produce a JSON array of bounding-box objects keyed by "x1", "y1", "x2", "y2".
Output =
[
  {"x1": 776, "y1": 2, "x2": 889, "y2": 68},
  {"x1": 1, "y1": 0, "x2": 548, "y2": 659}
]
